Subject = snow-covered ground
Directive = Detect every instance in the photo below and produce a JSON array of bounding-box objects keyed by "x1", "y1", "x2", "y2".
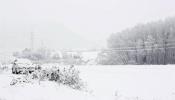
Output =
[
  {"x1": 1, "y1": 65, "x2": 175, "y2": 100},
  {"x1": 77, "y1": 65, "x2": 175, "y2": 100}
]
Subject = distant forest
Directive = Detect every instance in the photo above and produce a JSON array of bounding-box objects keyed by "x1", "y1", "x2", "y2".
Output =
[{"x1": 98, "y1": 17, "x2": 175, "y2": 65}]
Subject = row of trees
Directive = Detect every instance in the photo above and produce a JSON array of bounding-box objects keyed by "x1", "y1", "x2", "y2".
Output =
[{"x1": 99, "y1": 17, "x2": 175, "y2": 65}]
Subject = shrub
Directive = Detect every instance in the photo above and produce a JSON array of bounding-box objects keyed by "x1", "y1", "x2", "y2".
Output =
[
  {"x1": 59, "y1": 65, "x2": 84, "y2": 90},
  {"x1": 0, "y1": 64, "x2": 8, "y2": 73},
  {"x1": 31, "y1": 65, "x2": 85, "y2": 90}
]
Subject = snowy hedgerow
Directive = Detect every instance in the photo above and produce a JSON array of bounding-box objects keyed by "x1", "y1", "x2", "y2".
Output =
[{"x1": 10, "y1": 64, "x2": 85, "y2": 90}]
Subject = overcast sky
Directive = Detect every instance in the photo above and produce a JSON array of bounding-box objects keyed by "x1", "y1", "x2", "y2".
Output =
[{"x1": 0, "y1": 0, "x2": 175, "y2": 52}]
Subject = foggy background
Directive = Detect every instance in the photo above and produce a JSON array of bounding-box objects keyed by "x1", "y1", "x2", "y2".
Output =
[{"x1": 0, "y1": 0, "x2": 175, "y2": 52}]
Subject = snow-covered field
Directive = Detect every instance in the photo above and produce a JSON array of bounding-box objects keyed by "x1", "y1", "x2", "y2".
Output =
[
  {"x1": 1, "y1": 65, "x2": 175, "y2": 100},
  {"x1": 77, "y1": 65, "x2": 175, "y2": 100}
]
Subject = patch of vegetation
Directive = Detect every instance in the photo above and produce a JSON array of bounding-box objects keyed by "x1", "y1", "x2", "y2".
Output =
[{"x1": 10, "y1": 65, "x2": 85, "y2": 90}]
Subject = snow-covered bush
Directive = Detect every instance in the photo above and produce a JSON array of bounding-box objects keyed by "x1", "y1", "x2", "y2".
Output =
[
  {"x1": 38, "y1": 65, "x2": 85, "y2": 90},
  {"x1": 59, "y1": 65, "x2": 84, "y2": 90},
  {"x1": 10, "y1": 77, "x2": 31, "y2": 86},
  {"x1": 9, "y1": 64, "x2": 85, "y2": 90},
  {"x1": 0, "y1": 63, "x2": 8, "y2": 73}
]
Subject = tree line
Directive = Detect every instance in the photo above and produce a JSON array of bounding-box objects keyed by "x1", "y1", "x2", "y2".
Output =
[{"x1": 98, "y1": 17, "x2": 175, "y2": 65}]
